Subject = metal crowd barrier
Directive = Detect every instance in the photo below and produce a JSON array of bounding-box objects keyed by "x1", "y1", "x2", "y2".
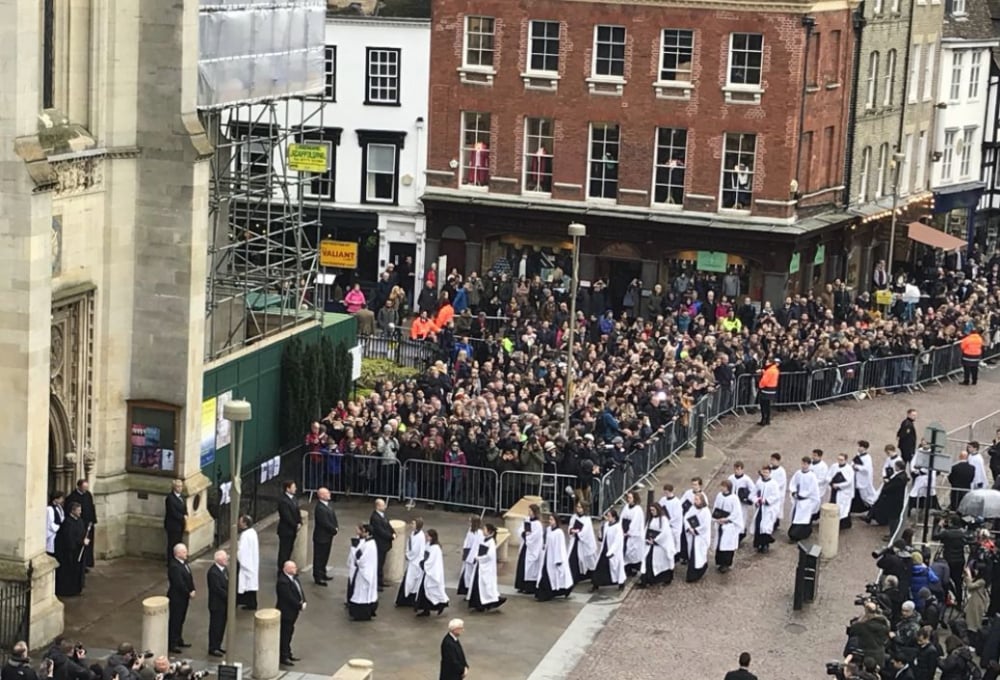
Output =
[
  {"x1": 357, "y1": 334, "x2": 442, "y2": 369},
  {"x1": 301, "y1": 452, "x2": 404, "y2": 500},
  {"x1": 402, "y1": 458, "x2": 499, "y2": 513},
  {"x1": 498, "y1": 467, "x2": 583, "y2": 517}
]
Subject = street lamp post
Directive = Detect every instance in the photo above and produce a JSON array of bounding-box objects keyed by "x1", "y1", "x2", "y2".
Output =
[
  {"x1": 222, "y1": 399, "x2": 252, "y2": 664},
  {"x1": 563, "y1": 222, "x2": 587, "y2": 436},
  {"x1": 886, "y1": 151, "x2": 907, "y2": 282}
]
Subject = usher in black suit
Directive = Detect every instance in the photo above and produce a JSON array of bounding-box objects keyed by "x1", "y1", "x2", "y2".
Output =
[
  {"x1": 439, "y1": 632, "x2": 468, "y2": 680},
  {"x1": 164, "y1": 492, "x2": 187, "y2": 565},
  {"x1": 206, "y1": 564, "x2": 228, "y2": 653},
  {"x1": 368, "y1": 510, "x2": 393, "y2": 588},
  {"x1": 277, "y1": 494, "x2": 301, "y2": 570},
  {"x1": 312, "y1": 501, "x2": 339, "y2": 583},
  {"x1": 167, "y1": 558, "x2": 195, "y2": 650},
  {"x1": 275, "y1": 572, "x2": 305, "y2": 663}
]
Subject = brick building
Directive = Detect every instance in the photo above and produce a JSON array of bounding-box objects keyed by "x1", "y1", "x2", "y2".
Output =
[{"x1": 421, "y1": 0, "x2": 857, "y2": 306}]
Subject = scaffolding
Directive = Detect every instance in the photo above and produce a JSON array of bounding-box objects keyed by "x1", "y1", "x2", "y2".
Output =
[{"x1": 198, "y1": 0, "x2": 328, "y2": 360}]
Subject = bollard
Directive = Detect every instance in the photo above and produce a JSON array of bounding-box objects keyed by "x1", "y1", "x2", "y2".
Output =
[
  {"x1": 386, "y1": 519, "x2": 406, "y2": 583},
  {"x1": 503, "y1": 513, "x2": 526, "y2": 550},
  {"x1": 141, "y1": 596, "x2": 170, "y2": 659},
  {"x1": 818, "y1": 503, "x2": 840, "y2": 560},
  {"x1": 495, "y1": 527, "x2": 511, "y2": 563},
  {"x1": 293, "y1": 509, "x2": 310, "y2": 571},
  {"x1": 252, "y1": 608, "x2": 281, "y2": 680},
  {"x1": 332, "y1": 658, "x2": 374, "y2": 680}
]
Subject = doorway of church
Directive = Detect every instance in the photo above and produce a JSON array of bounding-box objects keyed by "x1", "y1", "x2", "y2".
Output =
[{"x1": 595, "y1": 258, "x2": 642, "y2": 316}]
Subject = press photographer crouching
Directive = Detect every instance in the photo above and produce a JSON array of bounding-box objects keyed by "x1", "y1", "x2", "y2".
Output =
[
  {"x1": 105, "y1": 644, "x2": 153, "y2": 680},
  {"x1": 845, "y1": 600, "x2": 891, "y2": 670},
  {"x1": 44, "y1": 638, "x2": 96, "y2": 680}
]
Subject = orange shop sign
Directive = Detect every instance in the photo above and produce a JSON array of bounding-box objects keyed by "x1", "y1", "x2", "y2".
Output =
[{"x1": 319, "y1": 240, "x2": 358, "y2": 269}]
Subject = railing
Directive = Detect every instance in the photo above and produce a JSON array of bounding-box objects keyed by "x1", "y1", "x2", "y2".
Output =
[
  {"x1": 0, "y1": 563, "x2": 31, "y2": 664},
  {"x1": 211, "y1": 445, "x2": 304, "y2": 547},
  {"x1": 301, "y1": 452, "x2": 403, "y2": 501},
  {"x1": 357, "y1": 333, "x2": 442, "y2": 370},
  {"x1": 499, "y1": 466, "x2": 588, "y2": 518},
  {"x1": 401, "y1": 459, "x2": 500, "y2": 513}
]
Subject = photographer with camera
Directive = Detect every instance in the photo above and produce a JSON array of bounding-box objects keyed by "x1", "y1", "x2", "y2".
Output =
[
  {"x1": 890, "y1": 601, "x2": 922, "y2": 662},
  {"x1": 45, "y1": 639, "x2": 94, "y2": 680},
  {"x1": 880, "y1": 575, "x2": 906, "y2": 625},
  {"x1": 105, "y1": 644, "x2": 151, "y2": 680},
  {"x1": 875, "y1": 540, "x2": 914, "y2": 598},
  {"x1": 934, "y1": 515, "x2": 971, "y2": 607},
  {"x1": 846, "y1": 600, "x2": 890, "y2": 669}
]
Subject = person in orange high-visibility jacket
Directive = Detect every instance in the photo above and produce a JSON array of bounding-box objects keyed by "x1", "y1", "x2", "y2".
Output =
[
  {"x1": 757, "y1": 358, "x2": 780, "y2": 426},
  {"x1": 960, "y1": 328, "x2": 984, "y2": 386},
  {"x1": 410, "y1": 311, "x2": 436, "y2": 340}
]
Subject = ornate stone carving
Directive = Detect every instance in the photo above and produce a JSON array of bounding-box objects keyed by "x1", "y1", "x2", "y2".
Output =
[
  {"x1": 52, "y1": 156, "x2": 103, "y2": 196},
  {"x1": 50, "y1": 291, "x2": 95, "y2": 488},
  {"x1": 50, "y1": 325, "x2": 65, "y2": 378}
]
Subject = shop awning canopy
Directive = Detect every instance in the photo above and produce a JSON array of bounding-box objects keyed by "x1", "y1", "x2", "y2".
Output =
[{"x1": 907, "y1": 221, "x2": 967, "y2": 250}]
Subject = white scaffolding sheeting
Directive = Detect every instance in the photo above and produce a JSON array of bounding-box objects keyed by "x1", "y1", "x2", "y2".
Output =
[{"x1": 198, "y1": 0, "x2": 326, "y2": 109}]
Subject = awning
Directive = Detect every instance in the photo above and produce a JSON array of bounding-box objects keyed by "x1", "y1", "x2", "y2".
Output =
[{"x1": 907, "y1": 221, "x2": 967, "y2": 250}]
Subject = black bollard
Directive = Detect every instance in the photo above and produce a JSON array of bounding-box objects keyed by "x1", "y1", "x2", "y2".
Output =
[{"x1": 694, "y1": 413, "x2": 706, "y2": 459}]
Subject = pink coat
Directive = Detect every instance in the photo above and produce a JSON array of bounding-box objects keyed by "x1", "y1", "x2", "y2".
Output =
[{"x1": 344, "y1": 289, "x2": 366, "y2": 313}]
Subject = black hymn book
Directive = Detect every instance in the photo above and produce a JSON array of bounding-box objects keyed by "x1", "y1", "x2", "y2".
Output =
[
  {"x1": 572, "y1": 519, "x2": 585, "y2": 532},
  {"x1": 711, "y1": 508, "x2": 730, "y2": 520},
  {"x1": 477, "y1": 544, "x2": 489, "y2": 557}
]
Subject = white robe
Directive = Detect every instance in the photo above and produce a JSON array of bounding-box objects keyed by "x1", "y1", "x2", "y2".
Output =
[
  {"x1": 237, "y1": 527, "x2": 260, "y2": 594},
  {"x1": 970, "y1": 452, "x2": 988, "y2": 490},
  {"x1": 46, "y1": 504, "x2": 64, "y2": 554},
  {"x1": 519, "y1": 518, "x2": 545, "y2": 583},
  {"x1": 811, "y1": 460, "x2": 830, "y2": 500},
  {"x1": 712, "y1": 493, "x2": 742, "y2": 552},
  {"x1": 882, "y1": 455, "x2": 902, "y2": 487},
  {"x1": 599, "y1": 521, "x2": 626, "y2": 585},
  {"x1": 853, "y1": 453, "x2": 878, "y2": 506},
  {"x1": 770, "y1": 465, "x2": 788, "y2": 521},
  {"x1": 789, "y1": 469, "x2": 820, "y2": 525},
  {"x1": 539, "y1": 527, "x2": 574, "y2": 592},
  {"x1": 658, "y1": 495, "x2": 685, "y2": 553},
  {"x1": 641, "y1": 516, "x2": 675, "y2": 576},
  {"x1": 349, "y1": 538, "x2": 379, "y2": 605},
  {"x1": 419, "y1": 543, "x2": 448, "y2": 606},
  {"x1": 402, "y1": 528, "x2": 427, "y2": 598},
  {"x1": 683, "y1": 505, "x2": 712, "y2": 569},
  {"x1": 459, "y1": 529, "x2": 483, "y2": 590},
  {"x1": 728, "y1": 473, "x2": 757, "y2": 530},
  {"x1": 829, "y1": 463, "x2": 855, "y2": 520},
  {"x1": 470, "y1": 537, "x2": 500, "y2": 605},
  {"x1": 622, "y1": 504, "x2": 645, "y2": 565},
  {"x1": 908, "y1": 463, "x2": 936, "y2": 500},
  {"x1": 753, "y1": 477, "x2": 782, "y2": 535},
  {"x1": 569, "y1": 513, "x2": 599, "y2": 574}
]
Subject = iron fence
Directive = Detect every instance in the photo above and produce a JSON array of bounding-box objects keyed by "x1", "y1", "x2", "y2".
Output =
[
  {"x1": 0, "y1": 563, "x2": 31, "y2": 664},
  {"x1": 357, "y1": 334, "x2": 442, "y2": 370},
  {"x1": 211, "y1": 446, "x2": 304, "y2": 547}
]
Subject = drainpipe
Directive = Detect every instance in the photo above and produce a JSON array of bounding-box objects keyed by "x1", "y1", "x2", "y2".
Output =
[
  {"x1": 795, "y1": 15, "x2": 817, "y2": 197},
  {"x1": 843, "y1": 4, "x2": 867, "y2": 205}
]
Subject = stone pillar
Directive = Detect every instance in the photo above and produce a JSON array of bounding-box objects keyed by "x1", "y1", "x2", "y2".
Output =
[
  {"x1": 495, "y1": 527, "x2": 510, "y2": 563},
  {"x1": 253, "y1": 608, "x2": 281, "y2": 680},
  {"x1": 293, "y1": 509, "x2": 309, "y2": 570},
  {"x1": 504, "y1": 514, "x2": 526, "y2": 550},
  {"x1": 386, "y1": 519, "x2": 406, "y2": 583},
  {"x1": 818, "y1": 503, "x2": 840, "y2": 560},
  {"x1": 332, "y1": 659, "x2": 374, "y2": 680},
  {"x1": 141, "y1": 596, "x2": 170, "y2": 659}
]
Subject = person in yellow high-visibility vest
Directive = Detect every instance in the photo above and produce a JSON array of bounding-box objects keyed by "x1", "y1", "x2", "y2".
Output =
[
  {"x1": 960, "y1": 328, "x2": 984, "y2": 386},
  {"x1": 757, "y1": 358, "x2": 780, "y2": 426}
]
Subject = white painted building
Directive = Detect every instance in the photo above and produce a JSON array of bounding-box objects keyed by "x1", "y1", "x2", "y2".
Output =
[
  {"x1": 928, "y1": 0, "x2": 997, "y2": 246},
  {"x1": 268, "y1": 14, "x2": 432, "y2": 292}
]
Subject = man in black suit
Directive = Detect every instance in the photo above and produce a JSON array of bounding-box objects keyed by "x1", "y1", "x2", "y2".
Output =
[
  {"x1": 277, "y1": 481, "x2": 301, "y2": 570},
  {"x1": 723, "y1": 652, "x2": 757, "y2": 680},
  {"x1": 275, "y1": 561, "x2": 306, "y2": 667},
  {"x1": 896, "y1": 409, "x2": 918, "y2": 463},
  {"x1": 206, "y1": 550, "x2": 229, "y2": 657},
  {"x1": 312, "y1": 488, "x2": 338, "y2": 586},
  {"x1": 167, "y1": 543, "x2": 196, "y2": 653},
  {"x1": 66, "y1": 479, "x2": 97, "y2": 569},
  {"x1": 439, "y1": 619, "x2": 468, "y2": 680},
  {"x1": 948, "y1": 451, "x2": 976, "y2": 511},
  {"x1": 368, "y1": 498, "x2": 395, "y2": 589},
  {"x1": 164, "y1": 479, "x2": 187, "y2": 566}
]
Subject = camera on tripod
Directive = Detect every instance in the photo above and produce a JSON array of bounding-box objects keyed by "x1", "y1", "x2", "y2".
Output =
[{"x1": 853, "y1": 582, "x2": 879, "y2": 606}]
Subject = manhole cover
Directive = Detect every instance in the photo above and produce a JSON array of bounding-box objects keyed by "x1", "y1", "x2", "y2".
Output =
[{"x1": 785, "y1": 623, "x2": 807, "y2": 634}]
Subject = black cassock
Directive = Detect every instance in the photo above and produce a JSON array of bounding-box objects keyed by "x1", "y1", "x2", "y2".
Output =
[{"x1": 54, "y1": 516, "x2": 87, "y2": 596}]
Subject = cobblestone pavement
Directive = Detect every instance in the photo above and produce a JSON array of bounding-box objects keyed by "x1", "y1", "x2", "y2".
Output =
[{"x1": 570, "y1": 371, "x2": 1000, "y2": 680}]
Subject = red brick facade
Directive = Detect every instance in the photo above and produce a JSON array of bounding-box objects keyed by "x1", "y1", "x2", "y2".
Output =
[{"x1": 425, "y1": 0, "x2": 855, "y2": 221}]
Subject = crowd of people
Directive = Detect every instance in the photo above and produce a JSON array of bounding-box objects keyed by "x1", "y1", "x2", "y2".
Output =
[{"x1": 312, "y1": 252, "x2": 999, "y2": 519}]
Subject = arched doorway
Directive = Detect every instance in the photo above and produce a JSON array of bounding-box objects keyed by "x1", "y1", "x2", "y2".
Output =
[
  {"x1": 440, "y1": 226, "x2": 467, "y2": 276},
  {"x1": 49, "y1": 394, "x2": 77, "y2": 498}
]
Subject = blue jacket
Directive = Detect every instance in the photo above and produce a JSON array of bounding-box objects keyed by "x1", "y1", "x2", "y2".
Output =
[
  {"x1": 453, "y1": 287, "x2": 469, "y2": 313},
  {"x1": 909, "y1": 564, "x2": 939, "y2": 608}
]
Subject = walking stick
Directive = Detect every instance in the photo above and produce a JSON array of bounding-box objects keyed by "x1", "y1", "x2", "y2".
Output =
[{"x1": 78, "y1": 522, "x2": 93, "y2": 562}]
